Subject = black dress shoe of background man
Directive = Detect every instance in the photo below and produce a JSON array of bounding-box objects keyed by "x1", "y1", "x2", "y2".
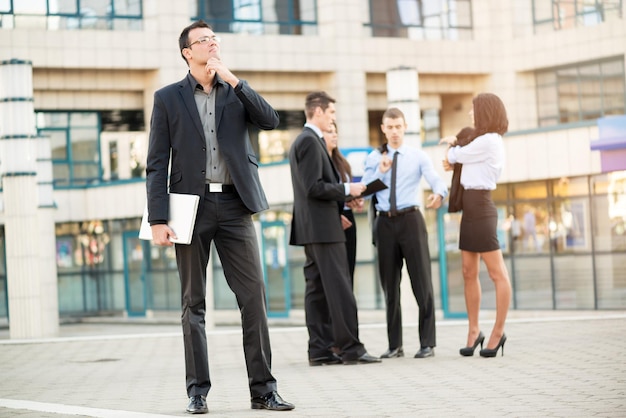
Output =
[
  {"x1": 414, "y1": 347, "x2": 435, "y2": 358},
  {"x1": 343, "y1": 352, "x2": 382, "y2": 365},
  {"x1": 186, "y1": 395, "x2": 208, "y2": 414},
  {"x1": 380, "y1": 347, "x2": 404, "y2": 358},
  {"x1": 251, "y1": 391, "x2": 295, "y2": 411},
  {"x1": 309, "y1": 352, "x2": 342, "y2": 366}
]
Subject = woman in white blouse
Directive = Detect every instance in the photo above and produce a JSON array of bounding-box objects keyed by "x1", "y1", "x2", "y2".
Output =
[{"x1": 440, "y1": 93, "x2": 512, "y2": 358}]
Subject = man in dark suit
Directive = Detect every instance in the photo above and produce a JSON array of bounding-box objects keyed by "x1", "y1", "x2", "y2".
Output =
[
  {"x1": 146, "y1": 20, "x2": 293, "y2": 414},
  {"x1": 289, "y1": 91, "x2": 381, "y2": 366}
]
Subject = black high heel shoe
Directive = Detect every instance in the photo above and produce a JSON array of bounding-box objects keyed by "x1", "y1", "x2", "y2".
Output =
[
  {"x1": 459, "y1": 331, "x2": 485, "y2": 357},
  {"x1": 479, "y1": 334, "x2": 507, "y2": 358}
]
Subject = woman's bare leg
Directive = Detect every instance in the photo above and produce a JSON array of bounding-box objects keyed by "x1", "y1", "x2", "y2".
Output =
[
  {"x1": 481, "y1": 249, "x2": 511, "y2": 348},
  {"x1": 462, "y1": 250, "x2": 482, "y2": 346}
]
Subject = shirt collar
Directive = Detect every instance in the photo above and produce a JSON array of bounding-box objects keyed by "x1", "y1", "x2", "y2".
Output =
[
  {"x1": 187, "y1": 71, "x2": 220, "y2": 92},
  {"x1": 386, "y1": 144, "x2": 405, "y2": 155},
  {"x1": 304, "y1": 122, "x2": 324, "y2": 139}
]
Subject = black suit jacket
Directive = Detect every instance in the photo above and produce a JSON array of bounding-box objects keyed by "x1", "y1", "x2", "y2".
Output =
[
  {"x1": 146, "y1": 74, "x2": 278, "y2": 223},
  {"x1": 289, "y1": 127, "x2": 346, "y2": 245}
]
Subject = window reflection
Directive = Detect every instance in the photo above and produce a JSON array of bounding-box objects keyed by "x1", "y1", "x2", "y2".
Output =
[
  {"x1": 533, "y1": 0, "x2": 623, "y2": 33},
  {"x1": 368, "y1": 0, "x2": 473, "y2": 40},
  {"x1": 193, "y1": 0, "x2": 316, "y2": 35},
  {"x1": 536, "y1": 57, "x2": 625, "y2": 127}
]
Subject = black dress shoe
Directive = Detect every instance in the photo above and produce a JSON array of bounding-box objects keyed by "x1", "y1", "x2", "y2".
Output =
[
  {"x1": 343, "y1": 352, "x2": 382, "y2": 365},
  {"x1": 414, "y1": 347, "x2": 435, "y2": 358},
  {"x1": 309, "y1": 352, "x2": 342, "y2": 366},
  {"x1": 251, "y1": 391, "x2": 295, "y2": 411},
  {"x1": 186, "y1": 395, "x2": 208, "y2": 414},
  {"x1": 380, "y1": 347, "x2": 404, "y2": 358}
]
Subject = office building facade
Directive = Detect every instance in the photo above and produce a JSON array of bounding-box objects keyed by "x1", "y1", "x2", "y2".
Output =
[{"x1": 0, "y1": 0, "x2": 624, "y2": 327}]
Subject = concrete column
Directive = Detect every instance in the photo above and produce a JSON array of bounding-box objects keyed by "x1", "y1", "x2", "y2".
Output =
[
  {"x1": 386, "y1": 66, "x2": 421, "y2": 148},
  {"x1": 0, "y1": 59, "x2": 59, "y2": 338}
]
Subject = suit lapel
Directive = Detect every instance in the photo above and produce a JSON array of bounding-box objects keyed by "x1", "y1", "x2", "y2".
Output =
[
  {"x1": 177, "y1": 77, "x2": 205, "y2": 139},
  {"x1": 306, "y1": 127, "x2": 340, "y2": 182},
  {"x1": 214, "y1": 78, "x2": 226, "y2": 132}
]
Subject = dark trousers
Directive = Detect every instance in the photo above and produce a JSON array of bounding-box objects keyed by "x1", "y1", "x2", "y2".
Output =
[
  {"x1": 375, "y1": 210, "x2": 436, "y2": 349},
  {"x1": 343, "y1": 209, "x2": 357, "y2": 285},
  {"x1": 175, "y1": 191, "x2": 276, "y2": 398},
  {"x1": 303, "y1": 242, "x2": 365, "y2": 361}
]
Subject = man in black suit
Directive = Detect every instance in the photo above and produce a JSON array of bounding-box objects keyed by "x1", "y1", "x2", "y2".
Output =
[
  {"x1": 146, "y1": 20, "x2": 293, "y2": 414},
  {"x1": 289, "y1": 91, "x2": 381, "y2": 366}
]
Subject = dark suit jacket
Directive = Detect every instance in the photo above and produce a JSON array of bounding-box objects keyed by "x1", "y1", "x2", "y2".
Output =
[
  {"x1": 289, "y1": 127, "x2": 346, "y2": 246},
  {"x1": 146, "y1": 74, "x2": 278, "y2": 223}
]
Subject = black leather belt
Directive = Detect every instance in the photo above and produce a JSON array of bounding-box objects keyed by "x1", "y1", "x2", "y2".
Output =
[
  {"x1": 378, "y1": 206, "x2": 419, "y2": 218},
  {"x1": 205, "y1": 183, "x2": 236, "y2": 193}
]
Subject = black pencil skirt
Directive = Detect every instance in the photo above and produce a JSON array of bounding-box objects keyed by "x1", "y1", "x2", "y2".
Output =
[{"x1": 459, "y1": 189, "x2": 500, "y2": 253}]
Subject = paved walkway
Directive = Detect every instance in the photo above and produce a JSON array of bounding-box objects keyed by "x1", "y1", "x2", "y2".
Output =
[{"x1": 1, "y1": 310, "x2": 625, "y2": 417}]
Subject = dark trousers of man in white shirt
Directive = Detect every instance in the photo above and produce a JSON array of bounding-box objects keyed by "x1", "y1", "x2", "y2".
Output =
[{"x1": 375, "y1": 209, "x2": 436, "y2": 350}]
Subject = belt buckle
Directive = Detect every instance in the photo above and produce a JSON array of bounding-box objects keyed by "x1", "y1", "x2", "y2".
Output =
[{"x1": 209, "y1": 183, "x2": 223, "y2": 193}]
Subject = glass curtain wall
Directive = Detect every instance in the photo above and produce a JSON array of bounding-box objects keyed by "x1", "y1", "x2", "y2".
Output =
[
  {"x1": 367, "y1": 0, "x2": 473, "y2": 40},
  {"x1": 532, "y1": 0, "x2": 623, "y2": 34},
  {"x1": 191, "y1": 0, "x2": 317, "y2": 35},
  {"x1": 0, "y1": 0, "x2": 143, "y2": 30},
  {"x1": 536, "y1": 57, "x2": 626, "y2": 127}
]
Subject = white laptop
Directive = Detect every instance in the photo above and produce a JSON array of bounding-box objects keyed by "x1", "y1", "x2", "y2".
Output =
[{"x1": 139, "y1": 193, "x2": 200, "y2": 245}]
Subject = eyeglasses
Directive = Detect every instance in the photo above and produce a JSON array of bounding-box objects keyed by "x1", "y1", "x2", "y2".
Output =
[{"x1": 185, "y1": 36, "x2": 221, "y2": 48}]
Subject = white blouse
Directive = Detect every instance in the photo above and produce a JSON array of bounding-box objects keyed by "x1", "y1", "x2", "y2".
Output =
[{"x1": 447, "y1": 132, "x2": 504, "y2": 190}]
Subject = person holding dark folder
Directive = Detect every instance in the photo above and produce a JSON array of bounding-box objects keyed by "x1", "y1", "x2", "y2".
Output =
[
  {"x1": 362, "y1": 107, "x2": 448, "y2": 360},
  {"x1": 289, "y1": 91, "x2": 381, "y2": 367},
  {"x1": 145, "y1": 20, "x2": 293, "y2": 414}
]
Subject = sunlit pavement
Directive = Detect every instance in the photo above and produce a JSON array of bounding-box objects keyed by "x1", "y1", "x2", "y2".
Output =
[{"x1": 1, "y1": 309, "x2": 625, "y2": 417}]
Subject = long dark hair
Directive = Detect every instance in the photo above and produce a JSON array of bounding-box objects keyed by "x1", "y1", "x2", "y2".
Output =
[
  {"x1": 329, "y1": 122, "x2": 352, "y2": 181},
  {"x1": 473, "y1": 93, "x2": 508, "y2": 136}
]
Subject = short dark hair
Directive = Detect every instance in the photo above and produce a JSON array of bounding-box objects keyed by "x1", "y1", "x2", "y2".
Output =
[
  {"x1": 305, "y1": 91, "x2": 335, "y2": 119},
  {"x1": 179, "y1": 20, "x2": 212, "y2": 64},
  {"x1": 381, "y1": 107, "x2": 405, "y2": 123},
  {"x1": 473, "y1": 93, "x2": 508, "y2": 136}
]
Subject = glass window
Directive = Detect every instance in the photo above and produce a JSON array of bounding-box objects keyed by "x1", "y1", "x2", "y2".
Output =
[
  {"x1": 551, "y1": 176, "x2": 589, "y2": 197},
  {"x1": 512, "y1": 256, "x2": 553, "y2": 309},
  {"x1": 4, "y1": 0, "x2": 143, "y2": 30},
  {"x1": 421, "y1": 108, "x2": 440, "y2": 143},
  {"x1": 14, "y1": 0, "x2": 46, "y2": 14},
  {"x1": 258, "y1": 110, "x2": 304, "y2": 163},
  {"x1": 532, "y1": 0, "x2": 623, "y2": 33},
  {"x1": 36, "y1": 111, "x2": 101, "y2": 187},
  {"x1": 553, "y1": 255, "x2": 595, "y2": 309},
  {"x1": 0, "y1": 0, "x2": 11, "y2": 13},
  {"x1": 592, "y1": 171, "x2": 626, "y2": 252},
  {"x1": 512, "y1": 180, "x2": 547, "y2": 200},
  {"x1": 535, "y1": 57, "x2": 625, "y2": 128},
  {"x1": 596, "y1": 253, "x2": 626, "y2": 309},
  {"x1": 368, "y1": 0, "x2": 473, "y2": 40},
  {"x1": 43, "y1": 129, "x2": 69, "y2": 159},
  {"x1": 56, "y1": 0, "x2": 79, "y2": 14},
  {"x1": 193, "y1": 0, "x2": 316, "y2": 35},
  {"x1": 114, "y1": 0, "x2": 142, "y2": 15},
  {"x1": 550, "y1": 198, "x2": 590, "y2": 253},
  {"x1": 514, "y1": 202, "x2": 551, "y2": 254}
]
